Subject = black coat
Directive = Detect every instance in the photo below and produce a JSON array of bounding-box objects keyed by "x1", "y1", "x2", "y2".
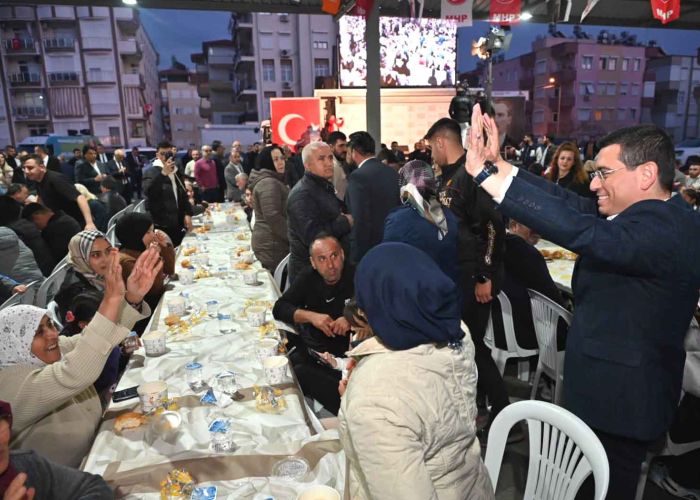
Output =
[
  {"x1": 145, "y1": 169, "x2": 192, "y2": 234},
  {"x1": 74, "y1": 160, "x2": 106, "y2": 195},
  {"x1": 345, "y1": 158, "x2": 400, "y2": 263},
  {"x1": 98, "y1": 191, "x2": 127, "y2": 221},
  {"x1": 286, "y1": 172, "x2": 351, "y2": 282},
  {"x1": 501, "y1": 168, "x2": 700, "y2": 441},
  {"x1": 7, "y1": 219, "x2": 55, "y2": 276},
  {"x1": 42, "y1": 212, "x2": 81, "y2": 263},
  {"x1": 45, "y1": 156, "x2": 62, "y2": 173}
]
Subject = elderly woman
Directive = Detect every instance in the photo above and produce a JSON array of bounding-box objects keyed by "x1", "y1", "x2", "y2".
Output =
[
  {"x1": 339, "y1": 242, "x2": 494, "y2": 500},
  {"x1": 546, "y1": 142, "x2": 593, "y2": 197},
  {"x1": 383, "y1": 160, "x2": 459, "y2": 284},
  {"x1": 0, "y1": 246, "x2": 161, "y2": 467},
  {"x1": 249, "y1": 145, "x2": 289, "y2": 271}
]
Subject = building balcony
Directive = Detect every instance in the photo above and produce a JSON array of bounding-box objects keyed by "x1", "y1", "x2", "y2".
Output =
[
  {"x1": 0, "y1": 6, "x2": 35, "y2": 21},
  {"x1": 37, "y1": 5, "x2": 76, "y2": 21},
  {"x1": 197, "y1": 82, "x2": 210, "y2": 98},
  {"x1": 208, "y1": 54, "x2": 237, "y2": 66},
  {"x1": 82, "y1": 36, "x2": 112, "y2": 50},
  {"x1": 48, "y1": 71, "x2": 80, "y2": 85},
  {"x1": 114, "y1": 7, "x2": 140, "y2": 34},
  {"x1": 118, "y1": 38, "x2": 141, "y2": 56},
  {"x1": 122, "y1": 73, "x2": 144, "y2": 87},
  {"x1": 13, "y1": 106, "x2": 48, "y2": 120},
  {"x1": 2, "y1": 38, "x2": 38, "y2": 54},
  {"x1": 549, "y1": 94, "x2": 576, "y2": 109},
  {"x1": 91, "y1": 103, "x2": 120, "y2": 116},
  {"x1": 43, "y1": 37, "x2": 76, "y2": 51},
  {"x1": 551, "y1": 68, "x2": 576, "y2": 84},
  {"x1": 9, "y1": 72, "x2": 42, "y2": 87},
  {"x1": 200, "y1": 101, "x2": 212, "y2": 119},
  {"x1": 86, "y1": 71, "x2": 116, "y2": 84}
]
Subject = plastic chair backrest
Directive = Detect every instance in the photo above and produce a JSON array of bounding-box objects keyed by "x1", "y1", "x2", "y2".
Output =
[
  {"x1": 51, "y1": 254, "x2": 69, "y2": 275},
  {"x1": 133, "y1": 200, "x2": 147, "y2": 213},
  {"x1": 107, "y1": 207, "x2": 127, "y2": 232},
  {"x1": 106, "y1": 225, "x2": 119, "y2": 246},
  {"x1": 273, "y1": 253, "x2": 290, "y2": 293},
  {"x1": 485, "y1": 400, "x2": 609, "y2": 500},
  {"x1": 124, "y1": 203, "x2": 136, "y2": 213},
  {"x1": 485, "y1": 291, "x2": 535, "y2": 357},
  {"x1": 46, "y1": 300, "x2": 63, "y2": 330},
  {"x1": 528, "y1": 289, "x2": 573, "y2": 375},
  {"x1": 0, "y1": 280, "x2": 40, "y2": 311},
  {"x1": 35, "y1": 262, "x2": 70, "y2": 308}
]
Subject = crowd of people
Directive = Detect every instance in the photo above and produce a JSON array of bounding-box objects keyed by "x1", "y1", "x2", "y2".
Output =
[{"x1": 1, "y1": 103, "x2": 700, "y2": 500}]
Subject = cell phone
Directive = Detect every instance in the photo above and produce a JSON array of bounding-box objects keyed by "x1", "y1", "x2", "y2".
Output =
[
  {"x1": 112, "y1": 385, "x2": 139, "y2": 403},
  {"x1": 307, "y1": 348, "x2": 330, "y2": 366},
  {"x1": 163, "y1": 151, "x2": 174, "y2": 161}
]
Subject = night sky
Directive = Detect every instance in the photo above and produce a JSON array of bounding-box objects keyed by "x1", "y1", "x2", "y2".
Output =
[{"x1": 140, "y1": 8, "x2": 700, "y2": 71}]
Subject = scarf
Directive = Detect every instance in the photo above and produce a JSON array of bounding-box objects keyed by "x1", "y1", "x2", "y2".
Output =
[
  {"x1": 0, "y1": 401, "x2": 18, "y2": 497},
  {"x1": 355, "y1": 242, "x2": 463, "y2": 350},
  {"x1": 398, "y1": 160, "x2": 449, "y2": 239},
  {"x1": 67, "y1": 230, "x2": 108, "y2": 290},
  {"x1": 115, "y1": 212, "x2": 153, "y2": 252},
  {"x1": 0, "y1": 304, "x2": 47, "y2": 368}
]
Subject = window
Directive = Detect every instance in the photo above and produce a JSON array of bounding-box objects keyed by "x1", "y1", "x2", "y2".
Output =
[
  {"x1": 579, "y1": 82, "x2": 595, "y2": 96},
  {"x1": 281, "y1": 60, "x2": 293, "y2": 82},
  {"x1": 679, "y1": 90, "x2": 686, "y2": 108},
  {"x1": 617, "y1": 108, "x2": 626, "y2": 121},
  {"x1": 578, "y1": 109, "x2": 591, "y2": 121},
  {"x1": 599, "y1": 57, "x2": 607, "y2": 70},
  {"x1": 109, "y1": 126, "x2": 120, "y2": 145},
  {"x1": 313, "y1": 40, "x2": 329, "y2": 50},
  {"x1": 263, "y1": 91, "x2": 276, "y2": 119},
  {"x1": 535, "y1": 59, "x2": 547, "y2": 75},
  {"x1": 533, "y1": 110, "x2": 544, "y2": 124},
  {"x1": 594, "y1": 110, "x2": 603, "y2": 121},
  {"x1": 29, "y1": 126, "x2": 48, "y2": 136},
  {"x1": 260, "y1": 34, "x2": 274, "y2": 50},
  {"x1": 633, "y1": 58, "x2": 641, "y2": 71},
  {"x1": 314, "y1": 58, "x2": 330, "y2": 77},
  {"x1": 282, "y1": 91, "x2": 294, "y2": 97},
  {"x1": 620, "y1": 82, "x2": 628, "y2": 95},
  {"x1": 598, "y1": 82, "x2": 607, "y2": 96},
  {"x1": 131, "y1": 121, "x2": 145, "y2": 137},
  {"x1": 608, "y1": 57, "x2": 617, "y2": 71},
  {"x1": 630, "y1": 108, "x2": 637, "y2": 120},
  {"x1": 581, "y1": 56, "x2": 593, "y2": 70},
  {"x1": 552, "y1": 112, "x2": 559, "y2": 123},
  {"x1": 262, "y1": 59, "x2": 275, "y2": 82},
  {"x1": 631, "y1": 83, "x2": 640, "y2": 96},
  {"x1": 622, "y1": 58, "x2": 630, "y2": 71},
  {"x1": 607, "y1": 83, "x2": 616, "y2": 95}
]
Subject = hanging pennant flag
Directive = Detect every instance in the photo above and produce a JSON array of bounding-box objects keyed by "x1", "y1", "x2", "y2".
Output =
[
  {"x1": 581, "y1": 0, "x2": 601, "y2": 22},
  {"x1": 651, "y1": 0, "x2": 681, "y2": 24},
  {"x1": 353, "y1": 0, "x2": 375, "y2": 19},
  {"x1": 489, "y1": 0, "x2": 522, "y2": 25},
  {"x1": 321, "y1": 0, "x2": 341, "y2": 15},
  {"x1": 441, "y1": 0, "x2": 474, "y2": 26}
]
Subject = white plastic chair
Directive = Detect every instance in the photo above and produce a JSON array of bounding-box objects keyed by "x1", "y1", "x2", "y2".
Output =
[
  {"x1": 107, "y1": 206, "x2": 128, "y2": 232},
  {"x1": 51, "y1": 254, "x2": 69, "y2": 275},
  {"x1": 485, "y1": 400, "x2": 610, "y2": 500},
  {"x1": 34, "y1": 262, "x2": 70, "y2": 308},
  {"x1": 133, "y1": 199, "x2": 147, "y2": 213},
  {"x1": 46, "y1": 300, "x2": 64, "y2": 330},
  {"x1": 0, "y1": 280, "x2": 40, "y2": 311},
  {"x1": 106, "y1": 224, "x2": 119, "y2": 246},
  {"x1": 273, "y1": 253, "x2": 290, "y2": 293},
  {"x1": 484, "y1": 291, "x2": 538, "y2": 382},
  {"x1": 528, "y1": 289, "x2": 573, "y2": 405}
]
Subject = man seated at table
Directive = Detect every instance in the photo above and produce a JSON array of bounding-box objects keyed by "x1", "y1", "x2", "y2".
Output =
[
  {"x1": 21, "y1": 203, "x2": 81, "y2": 264},
  {"x1": 272, "y1": 234, "x2": 353, "y2": 415}
]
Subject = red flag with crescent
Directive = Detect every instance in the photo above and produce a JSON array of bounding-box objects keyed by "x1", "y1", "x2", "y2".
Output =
[
  {"x1": 270, "y1": 98, "x2": 322, "y2": 152},
  {"x1": 489, "y1": 0, "x2": 521, "y2": 25},
  {"x1": 651, "y1": 0, "x2": 680, "y2": 24}
]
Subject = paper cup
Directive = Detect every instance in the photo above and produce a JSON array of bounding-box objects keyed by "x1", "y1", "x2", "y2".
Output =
[
  {"x1": 296, "y1": 485, "x2": 341, "y2": 500},
  {"x1": 166, "y1": 296, "x2": 186, "y2": 317},
  {"x1": 137, "y1": 380, "x2": 168, "y2": 414},
  {"x1": 248, "y1": 306, "x2": 267, "y2": 327},
  {"x1": 180, "y1": 267, "x2": 194, "y2": 285},
  {"x1": 242, "y1": 269, "x2": 258, "y2": 285},
  {"x1": 263, "y1": 355, "x2": 288, "y2": 384},
  {"x1": 195, "y1": 254, "x2": 210, "y2": 267},
  {"x1": 240, "y1": 251, "x2": 255, "y2": 264},
  {"x1": 256, "y1": 338, "x2": 279, "y2": 361},
  {"x1": 142, "y1": 330, "x2": 167, "y2": 357}
]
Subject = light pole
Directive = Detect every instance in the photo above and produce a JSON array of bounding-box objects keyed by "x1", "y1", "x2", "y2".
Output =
[{"x1": 544, "y1": 76, "x2": 561, "y2": 137}]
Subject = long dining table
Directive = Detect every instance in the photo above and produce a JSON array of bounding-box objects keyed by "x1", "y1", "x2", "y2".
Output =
[{"x1": 83, "y1": 205, "x2": 346, "y2": 499}]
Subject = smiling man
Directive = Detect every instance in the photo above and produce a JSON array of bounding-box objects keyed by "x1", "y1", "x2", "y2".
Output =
[{"x1": 464, "y1": 109, "x2": 700, "y2": 500}]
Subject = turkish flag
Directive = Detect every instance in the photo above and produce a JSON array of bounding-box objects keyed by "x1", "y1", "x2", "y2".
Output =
[
  {"x1": 270, "y1": 98, "x2": 322, "y2": 152},
  {"x1": 651, "y1": 0, "x2": 680, "y2": 24},
  {"x1": 322, "y1": 0, "x2": 341, "y2": 15},
  {"x1": 489, "y1": 0, "x2": 521, "y2": 25}
]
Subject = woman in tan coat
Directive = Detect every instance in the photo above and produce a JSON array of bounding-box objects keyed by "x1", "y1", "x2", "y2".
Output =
[
  {"x1": 249, "y1": 145, "x2": 290, "y2": 272},
  {"x1": 0, "y1": 247, "x2": 161, "y2": 467},
  {"x1": 339, "y1": 242, "x2": 494, "y2": 500}
]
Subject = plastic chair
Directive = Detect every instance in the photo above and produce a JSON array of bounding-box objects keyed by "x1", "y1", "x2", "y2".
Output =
[
  {"x1": 484, "y1": 291, "x2": 539, "y2": 382},
  {"x1": 51, "y1": 254, "x2": 69, "y2": 275},
  {"x1": 46, "y1": 300, "x2": 64, "y2": 331},
  {"x1": 106, "y1": 225, "x2": 120, "y2": 246},
  {"x1": 124, "y1": 203, "x2": 136, "y2": 213},
  {"x1": 0, "y1": 280, "x2": 40, "y2": 311},
  {"x1": 527, "y1": 289, "x2": 573, "y2": 405},
  {"x1": 107, "y1": 207, "x2": 128, "y2": 232},
  {"x1": 133, "y1": 199, "x2": 147, "y2": 213},
  {"x1": 34, "y1": 262, "x2": 70, "y2": 308},
  {"x1": 485, "y1": 400, "x2": 610, "y2": 500},
  {"x1": 273, "y1": 254, "x2": 290, "y2": 293}
]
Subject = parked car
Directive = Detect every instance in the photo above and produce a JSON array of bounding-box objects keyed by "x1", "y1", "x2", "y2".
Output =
[{"x1": 675, "y1": 138, "x2": 700, "y2": 167}]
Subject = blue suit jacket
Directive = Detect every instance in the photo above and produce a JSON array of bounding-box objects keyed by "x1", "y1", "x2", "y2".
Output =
[{"x1": 500, "y1": 168, "x2": 700, "y2": 440}]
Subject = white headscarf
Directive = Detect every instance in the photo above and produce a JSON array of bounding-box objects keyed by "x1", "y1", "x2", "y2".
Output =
[{"x1": 0, "y1": 305, "x2": 47, "y2": 368}]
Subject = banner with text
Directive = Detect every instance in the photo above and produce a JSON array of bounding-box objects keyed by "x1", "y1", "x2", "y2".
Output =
[
  {"x1": 651, "y1": 0, "x2": 681, "y2": 24},
  {"x1": 489, "y1": 0, "x2": 521, "y2": 25},
  {"x1": 441, "y1": 0, "x2": 474, "y2": 27}
]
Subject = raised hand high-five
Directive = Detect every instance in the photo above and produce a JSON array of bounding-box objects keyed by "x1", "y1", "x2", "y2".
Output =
[{"x1": 125, "y1": 246, "x2": 164, "y2": 305}]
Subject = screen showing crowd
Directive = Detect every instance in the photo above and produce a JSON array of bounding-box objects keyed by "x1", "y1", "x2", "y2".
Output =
[{"x1": 339, "y1": 16, "x2": 457, "y2": 88}]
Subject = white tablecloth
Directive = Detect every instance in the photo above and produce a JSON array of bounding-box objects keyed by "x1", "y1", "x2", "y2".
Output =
[
  {"x1": 83, "y1": 206, "x2": 345, "y2": 499},
  {"x1": 536, "y1": 240, "x2": 575, "y2": 294}
]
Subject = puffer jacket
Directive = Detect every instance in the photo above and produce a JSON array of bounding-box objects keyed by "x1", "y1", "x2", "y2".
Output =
[
  {"x1": 339, "y1": 334, "x2": 494, "y2": 500},
  {"x1": 0, "y1": 227, "x2": 43, "y2": 285},
  {"x1": 249, "y1": 169, "x2": 290, "y2": 272}
]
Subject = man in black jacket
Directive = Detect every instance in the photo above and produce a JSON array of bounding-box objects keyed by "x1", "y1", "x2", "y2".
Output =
[
  {"x1": 145, "y1": 142, "x2": 192, "y2": 246},
  {"x1": 449, "y1": 86, "x2": 473, "y2": 146},
  {"x1": 345, "y1": 131, "x2": 400, "y2": 264},
  {"x1": 426, "y1": 117, "x2": 509, "y2": 426},
  {"x1": 0, "y1": 196, "x2": 55, "y2": 276},
  {"x1": 34, "y1": 145, "x2": 61, "y2": 173},
  {"x1": 22, "y1": 203, "x2": 81, "y2": 264},
  {"x1": 287, "y1": 142, "x2": 353, "y2": 283},
  {"x1": 74, "y1": 145, "x2": 107, "y2": 195},
  {"x1": 125, "y1": 147, "x2": 144, "y2": 200}
]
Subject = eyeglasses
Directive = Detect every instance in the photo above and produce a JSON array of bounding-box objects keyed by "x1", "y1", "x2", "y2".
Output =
[
  {"x1": 589, "y1": 167, "x2": 625, "y2": 182},
  {"x1": 35, "y1": 318, "x2": 56, "y2": 337}
]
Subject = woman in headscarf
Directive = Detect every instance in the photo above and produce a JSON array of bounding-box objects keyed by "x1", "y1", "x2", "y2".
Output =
[
  {"x1": 0, "y1": 246, "x2": 160, "y2": 468},
  {"x1": 338, "y1": 242, "x2": 494, "y2": 500},
  {"x1": 383, "y1": 160, "x2": 459, "y2": 284},
  {"x1": 249, "y1": 145, "x2": 290, "y2": 271},
  {"x1": 115, "y1": 212, "x2": 175, "y2": 308},
  {"x1": 0, "y1": 401, "x2": 113, "y2": 499}
]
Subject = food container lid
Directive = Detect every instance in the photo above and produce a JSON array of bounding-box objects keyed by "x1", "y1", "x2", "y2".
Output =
[{"x1": 271, "y1": 456, "x2": 310, "y2": 481}]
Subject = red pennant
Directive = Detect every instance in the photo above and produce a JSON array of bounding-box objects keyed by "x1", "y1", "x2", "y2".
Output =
[
  {"x1": 489, "y1": 0, "x2": 522, "y2": 25},
  {"x1": 353, "y1": 0, "x2": 375, "y2": 19},
  {"x1": 321, "y1": 0, "x2": 341, "y2": 15},
  {"x1": 651, "y1": 0, "x2": 680, "y2": 24}
]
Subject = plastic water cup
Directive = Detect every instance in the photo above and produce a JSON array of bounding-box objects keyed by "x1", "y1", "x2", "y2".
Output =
[
  {"x1": 218, "y1": 309, "x2": 235, "y2": 334},
  {"x1": 206, "y1": 300, "x2": 220, "y2": 318},
  {"x1": 186, "y1": 362, "x2": 206, "y2": 392},
  {"x1": 243, "y1": 269, "x2": 258, "y2": 285},
  {"x1": 180, "y1": 267, "x2": 194, "y2": 285}
]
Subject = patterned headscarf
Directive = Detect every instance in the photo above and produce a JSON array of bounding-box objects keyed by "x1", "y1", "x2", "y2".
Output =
[
  {"x1": 0, "y1": 304, "x2": 47, "y2": 368},
  {"x1": 67, "y1": 230, "x2": 109, "y2": 290},
  {"x1": 398, "y1": 160, "x2": 449, "y2": 239}
]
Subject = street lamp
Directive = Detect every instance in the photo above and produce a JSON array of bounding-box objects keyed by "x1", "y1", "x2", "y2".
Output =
[
  {"x1": 544, "y1": 76, "x2": 561, "y2": 136},
  {"x1": 471, "y1": 27, "x2": 512, "y2": 111}
]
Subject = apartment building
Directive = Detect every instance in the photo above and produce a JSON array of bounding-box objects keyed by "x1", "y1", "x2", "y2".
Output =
[
  {"x1": 159, "y1": 62, "x2": 207, "y2": 148},
  {"x1": 0, "y1": 4, "x2": 162, "y2": 148},
  {"x1": 192, "y1": 12, "x2": 337, "y2": 125}
]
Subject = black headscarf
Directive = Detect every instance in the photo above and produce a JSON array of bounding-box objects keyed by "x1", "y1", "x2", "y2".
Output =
[
  {"x1": 255, "y1": 145, "x2": 283, "y2": 172},
  {"x1": 115, "y1": 212, "x2": 153, "y2": 252}
]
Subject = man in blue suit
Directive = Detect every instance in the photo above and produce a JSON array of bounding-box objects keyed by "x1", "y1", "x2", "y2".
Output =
[{"x1": 464, "y1": 105, "x2": 700, "y2": 499}]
